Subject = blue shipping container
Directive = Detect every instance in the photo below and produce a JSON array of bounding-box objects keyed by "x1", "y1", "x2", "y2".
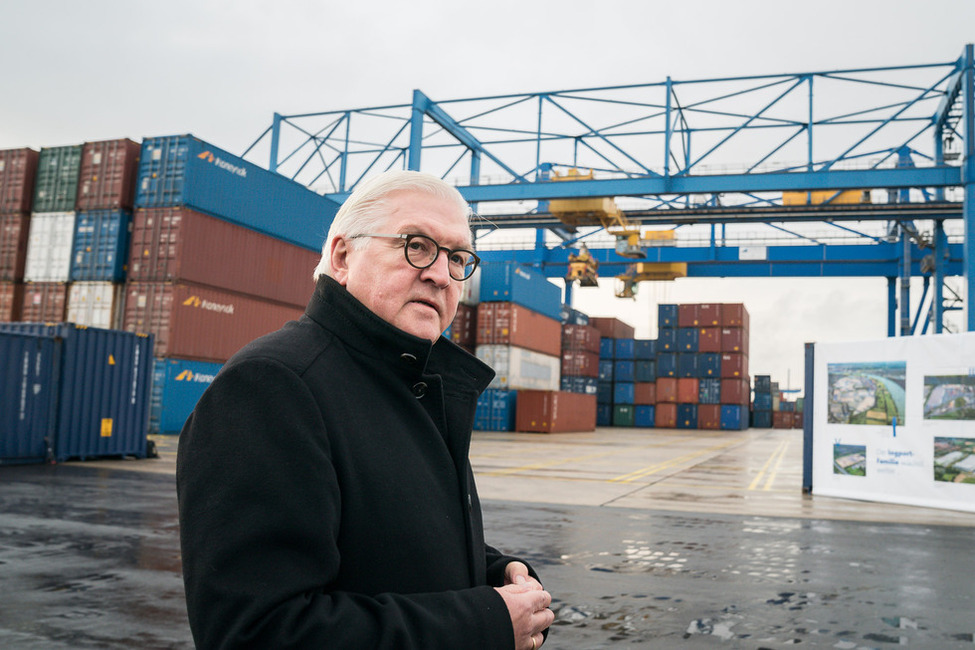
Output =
[
  {"x1": 150, "y1": 358, "x2": 223, "y2": 435},
  {"x1": 597, "y1": 404, "x2": 613, "y2": 426},
  {"x1": 752, "y1": 410, "x2": 773, "y2": 428},
  {"x1": 561, "y1": 376, "x2": 598, "y2": 395},
  {"x1": 474, "y1": 388, "x2": 518, "y2": 431},
  {"x1": 754, "y1": 375, "x2": 772, "y2": 392},
  {"x1": 699, "y1": 353, "x2": 721, "y2": 377},
  {"x1": 634, "y1": 339, "x2": 656, "y2": 360},
  {"x1": 635, "y1": 359, "x2": 656, "y2": 382},
  {"x1": 599, "y1": 338, "x2": 615, "y2": 359},
  {"x1": 134, "y1": 134, "x2": 340, "y2": 251},
  {"x1": 721, "y1": 404, "x2": 749, "y2": 430},
  {"x1": 677, "y1": 404, "x2": 698, "y2": 429},
  {"x1": 699, "y1": 378, "x2": 722, "y2": 404},
  {"x1": 753, "y1": 392, "x2": 773, "y2": 410},
  {"x1": 597, "y1": 381, "x2": 614, "y2": 404},
  {"x1": 0, "y1": 333, "x2": 60, "y2": 464},
  {"x1": 0, "y1": 323, "x2": 154, "y2": 461},
  {"x1": 614, "y1": 338, "x2": 635, "y2": 359},
  {"x1": 657, "y1": 352, "x2": 677, "y2": 377},
  {"x1": 613, "y1": 382, "x2": 635, "y2": 405},
  {"x1": 478, "y1": 262, "x2": 562, "y2": 321},
  {"x1": 658, "y1": 328, "x2": 678, "y2": 351},
  {"x1": 614, "y1": 360, "x2": 635, "y2": 382},
  {"x1": 560, "y1": 304, "x2": 589, "y2": 325},
  {"x1": 678, "y1": 353, "x2": 699, "y2": 378},
  {"x1": 634, "y1": 405, "x2": 655, "y2": 427},
  {"x1": 678, "y1": 328, "x2": 699, "y2": 352},
  {"x1": 70, "y1": 209, "x2": 131, "y2": 281},
  {"x1": 658, "y1": 304, "x2": 678, "y2": 328},
  {"x1": 598, "y1": 359, "x2": 614, "y2": 381}
]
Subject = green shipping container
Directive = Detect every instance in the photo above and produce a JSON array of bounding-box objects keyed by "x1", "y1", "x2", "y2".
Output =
[
  {"x1": 33, "y1": 145, "x2": 83, "y2": 212},
  {"x1": 613, "y1": 404, "x2": 635, "y2": 427}
]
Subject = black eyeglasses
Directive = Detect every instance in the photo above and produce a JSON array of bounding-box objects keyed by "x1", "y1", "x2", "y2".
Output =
[{"x1": 351, "y1": 233, "x2": 480, "y2": 281}]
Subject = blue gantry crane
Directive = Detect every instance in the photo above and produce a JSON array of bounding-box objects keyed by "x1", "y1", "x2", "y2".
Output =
[{"x1": 243, "y1": 44, "x2": 975, "y2": 336}]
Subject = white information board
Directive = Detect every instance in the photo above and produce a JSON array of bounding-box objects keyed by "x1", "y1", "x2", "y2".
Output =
[{"x1": 813, "y1": 332, "x2": 975, "y2": 513}]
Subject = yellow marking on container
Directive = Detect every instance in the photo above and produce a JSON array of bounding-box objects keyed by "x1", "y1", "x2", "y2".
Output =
[
  {"x1": 748, "y1": 438, "x2": 789, "y2": 491},
  {"x1": 108, "y1": 354, "x2": 115, "y2": 365},
  {"x1": 100, "y1": 418, "x2": 113, "y2": 438}
]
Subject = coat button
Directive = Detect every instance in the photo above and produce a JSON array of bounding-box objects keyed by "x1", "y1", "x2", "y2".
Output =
[
  {"x1": 412, "y1": 382, "x2": 427, "y2": 398},
  {"x1": 400, "y1": 353, "x2": 417, "y2": 365}
]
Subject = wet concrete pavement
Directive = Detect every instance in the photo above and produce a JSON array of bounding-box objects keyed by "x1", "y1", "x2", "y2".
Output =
[{"x1": 1, "y1": 429, "x2": 974, "y2": 648}]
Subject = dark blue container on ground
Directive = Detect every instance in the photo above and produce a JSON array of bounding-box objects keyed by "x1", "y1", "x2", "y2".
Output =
[
  {"x1": 678, "y1": 328, "x2": 699, "y2": 352},
  {"x1": 0, "y1": 333, "x2": 60, "y2": 464},
  {"x1": 614, "y1": 360, "x2": 635, "y2": 382},
  {"x1": 699, "y1": 353, "x2": 721, "y2": 377},
  {"x1": 678, "y1": 353, "x2": 699, "y2": 378},
  {"x1": 598, "y1": 359, "x2": 614, "y2": 381},
  {"x1": 70, "y1": 209, "x2": 131, "y2": 281},
  {"x1": 780, "y1": 401, "x2": 796, "y2": 413},
  {"x1": 634, "y1": 339, "x2": 656, "y2": 360},
  {"x1": 635, "y1": 360, "x2": 656, "y2": 382},
  {"x1": 150, "y1": 358, "x2": 223, "y2": 435},
  {"x1": 561, "y1": 376, "x2": 598, "y2": 394},
  {"x1": 134, "y1": 134, "x2": 340, "y2": 251},
  {"x1": 474, "y1": 388, "x2": 518, "y2": 431},
  {"x1": 753, "y1": 392, "x2": 773, "y2": 411},
  {"x1": 751, "y1": 410, "x2": 773, "y2": 428},
  {"x1": 614, "y1": 338, "x2": 635, "y2": 359},
  {"x1": 658, "y1": 304, "x2": 678, "y2": 328},
  {"x1": 657, "y1": 352, "x2": 677, "y2": 377},
  {"x1": 599, "y1": 338, "x2": 615, "y2": 359},
  {"x1": 597, "y1": 381, "x2": 614, "y2": 404},
  {"x1": 634, "y1": 405, "x2": 655, "y2": 427},
  {"x1": 658, "y1": 328, "x2": 678, "y2": 351},
  {"x1": 677, "y1": 404, "x2": 698, "y2": 429},
  {"x1": 754, "y1": 375, "x2": 772, "y2": 392},
  {"x1": 0, "y1": 322, "x2": 154, "y2": 461},
  {"x1": 560, "y1": 304, "x2": 589, "y2": 325},
  {"x1": 721, "y1": 404, "x2": 749, "y2": 430},
  {"x1": 478, "y1": 262, "x2": 562, "y2": 321},
  {"x1": 613, "y1": 382, "x2": 635, "y2": 404},
  {"x1": 699, "y1": 378, "x2": 722, "y2": 404},
  {"x1": 597, "y1": 404, "x2": 612, "y2": 426}
]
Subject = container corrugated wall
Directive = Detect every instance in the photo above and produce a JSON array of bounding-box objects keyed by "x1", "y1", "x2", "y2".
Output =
[
  {"x1": 76, "y1": 138, "x2": 141, "y2": 211},
  {"x1": 515, "y1": 390, "x2": 596, "y2": 433},
  {"x1": 150, "y1": 357, "x2": 222, "y2": 434},
  {"x1": 23, "y1": 212, "x2": 76, "y2": 281},
  {"x1": 0, "y1": 213, "x2": 30, "y2": 281},
  {"x1": 476, "y1": 344, "x2": 561, "y2": 391},
  {"x1": 134, "y1": 134, "x2": 339, "y2": 251},
  {"x1": 21, "y1": 282, "x2": 69, "y2": 322},
  {"x1": 478, "y1": 262, "x2": 562, "y2": 321},
  {"x1": 0, "y1": 148, "x2": 39, "y2": 214},
  {"x1": 0, "y1": 332, "x2": 59, "y2": 464},
  {"x1": 67, "y1": 282, "x2": 125, "y2": 329},
  {"x1": 0, "y1": 282, "x2": 24, "y2": 321},
  {"x1": 476, "y1": 302, "x2": 562, "y2": 357},
  {"x1": 70, "y1": 210, "x2": 131, "y2": 281},
  {"x1": 33, "y1": 145, "x2": 83, "y2": 213},
  {"x1": 0, "y1": 323, "x2": 154, "y2": 461}
]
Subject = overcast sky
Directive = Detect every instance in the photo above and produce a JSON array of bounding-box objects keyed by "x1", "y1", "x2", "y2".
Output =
[{"x1": 2, "y1": 0, "x2": 972, "y2": 391}]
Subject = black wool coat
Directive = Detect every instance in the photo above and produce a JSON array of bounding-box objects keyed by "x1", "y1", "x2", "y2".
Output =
[{"x1": 177, "y1": 276, "x2": 535, "y2": 649}]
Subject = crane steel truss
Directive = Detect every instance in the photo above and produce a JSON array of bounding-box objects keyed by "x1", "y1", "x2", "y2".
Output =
[{"x1": 244, "y1": 45, "x2": 975, "y2": 334}]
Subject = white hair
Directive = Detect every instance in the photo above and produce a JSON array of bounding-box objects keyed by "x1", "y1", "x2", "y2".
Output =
[{"x1": 313, "y1": 170, "x2": 473, "y2": 280}]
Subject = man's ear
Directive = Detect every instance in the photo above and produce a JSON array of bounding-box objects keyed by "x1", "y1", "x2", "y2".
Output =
[{"x1": 329, "y1": 236, "x2": 351, "y2": 286}]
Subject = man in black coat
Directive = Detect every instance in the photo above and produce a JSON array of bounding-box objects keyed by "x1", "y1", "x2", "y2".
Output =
[{"x1": 177, "y1": 170, "x2": 554, "y2": 649}]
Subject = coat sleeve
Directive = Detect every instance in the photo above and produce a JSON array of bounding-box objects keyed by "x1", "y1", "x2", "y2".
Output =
[{"x1": 176, "y1": 357, "x2": 515, "y2": 650}]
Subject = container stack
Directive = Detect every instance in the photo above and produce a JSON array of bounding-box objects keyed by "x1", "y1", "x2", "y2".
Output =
[
  {"x1": 590, "y1": 316, "x2": 637, "y2": 427},
  {"x1": 752, "y1": 375, "x2": 773, "y2": 428},
  {"x1": 717, "y1": 303, "x2": 750, "y2": 430},
  {"x1": 655, "y1": 304, "x2": 678, "y2": 428},
  {"x1": 0, "y1": 147, "x2": 38, "y2": 322}
]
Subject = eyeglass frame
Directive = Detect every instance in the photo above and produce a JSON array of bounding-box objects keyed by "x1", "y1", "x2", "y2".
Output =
[{"x1": 348, "y1": 233, "x2": 481, "y2": 281}]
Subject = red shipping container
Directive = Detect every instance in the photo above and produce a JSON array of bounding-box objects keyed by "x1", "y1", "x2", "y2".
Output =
[
  {"x1": 122, "y1": 282, "x2": 304, "y2": 363},
  {"x1": 720, "y1": 353, "x2": 749, "y2": 378},
  {"x1": 656, "y1": 377, "x2": 677, "y2": 403},
  {"x1": 655, "y1": 402, "x2": 677, "y2": 428},
  {"x1": 720, "y1": 377, "x2": 750, "y2": 405},
  {"x1": 698, "y1": 327, "x2": 721, "y2": 353},
  {"x1": 516, "y1": 390, "x2": 596, "y2": 433},
  {"x1": 477, "y1": 301, "x2": 562, "y2": 357},
  {"x1": 0, "y1": 213, "x2": 30, "y2": 281},
  {"x1": 589, "y1": 316, "x2": 635, "y2": 339},
  {"x1": 721, "y1": 303, "x2": 750, "y2": 329},
  {"x1": 699, "y1": 303, "x2": 723, "y2": 326},
  {"x1": 448, "y1": 303, "x2": 476, "y2": 350},
  {"x1": 561, "y1": 350, "x2": 599, "y2": 378},
  {"x1": 793, "y1": 412, "x2": 804, "y2": 429},
  {"x1": 677, "y1": 378, "x2": 700, "y2": 403},
  {"x1": 561, "y1": 323, "x2": 601, "y2": 354},
  {"x1": 721, "y1": 327, "x2": 749, "y2": 355},
  {"x1": 0, "y1": 148, "x2": 39, "y2": 215},
  {"x1": 21, "y1": 282, "x2": 68, "y2": 322},
  {"x1": 76, "y1": 138, "x2": 141, "y2": 211},
  {"x1": 698, "y1": 404, "x2": 722, "y2": 429},
  {"x1": 678, "y1": 303, "x2": 700, "y2": 327},
  {"x1": 634, "y1": 382, "x2": 656, "y2": 405},
  {"x1": 773, "y1": 411, "x2": 793, "y2": 429},
  {"x1": 128, "y1": 207, "x2": 319, "y2": 307},
  {"x1": 0, "y1": 281, "x2": 24, "y2": 321}
]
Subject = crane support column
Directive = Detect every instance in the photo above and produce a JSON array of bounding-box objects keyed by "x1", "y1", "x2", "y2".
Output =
[
  {"x1": 900, "y1": 230, "x2": 911, "y2": 336},
  {"x1": 934, "y1": 220, "x2": 947, "y2": 333},
  {"x1": 964, "y1": 44, "x2": 975, "y2": 331}
]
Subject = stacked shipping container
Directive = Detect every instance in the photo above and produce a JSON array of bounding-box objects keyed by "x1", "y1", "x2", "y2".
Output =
[
  {"x1": 0, "y1": 148, "x2": 39, "y2": 322},
  {"x1": 590, "y1": 316, "x2": 637, "y2": 427}
]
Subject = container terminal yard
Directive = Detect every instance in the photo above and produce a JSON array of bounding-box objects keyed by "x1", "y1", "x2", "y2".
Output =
[{"x1": 3, "y1": 38, "x2": 975, "y2": 649}]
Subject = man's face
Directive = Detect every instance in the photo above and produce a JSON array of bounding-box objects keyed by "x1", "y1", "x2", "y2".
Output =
[{"x1": 331, "y1": 189, "x2": 470, "y2": 343}]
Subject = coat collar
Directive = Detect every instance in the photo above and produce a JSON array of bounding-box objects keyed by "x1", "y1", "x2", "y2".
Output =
[{"x1": 306, "y1": 276, "x2": 495, "y2": 393}]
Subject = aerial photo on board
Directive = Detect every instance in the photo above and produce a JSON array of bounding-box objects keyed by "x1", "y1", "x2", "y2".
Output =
[
  {"x1": 834, "y1": 444, "x2": 867, "y2": 476},
  {"x1": 828, "y1": 361, "x2": 906, "y2": 425},
  {"x1": 934, "y1": 437, "x2": 975, "y2": 484},
  {"x1": 923, "y1": 375, "x2": 975, "y2": 420}
]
